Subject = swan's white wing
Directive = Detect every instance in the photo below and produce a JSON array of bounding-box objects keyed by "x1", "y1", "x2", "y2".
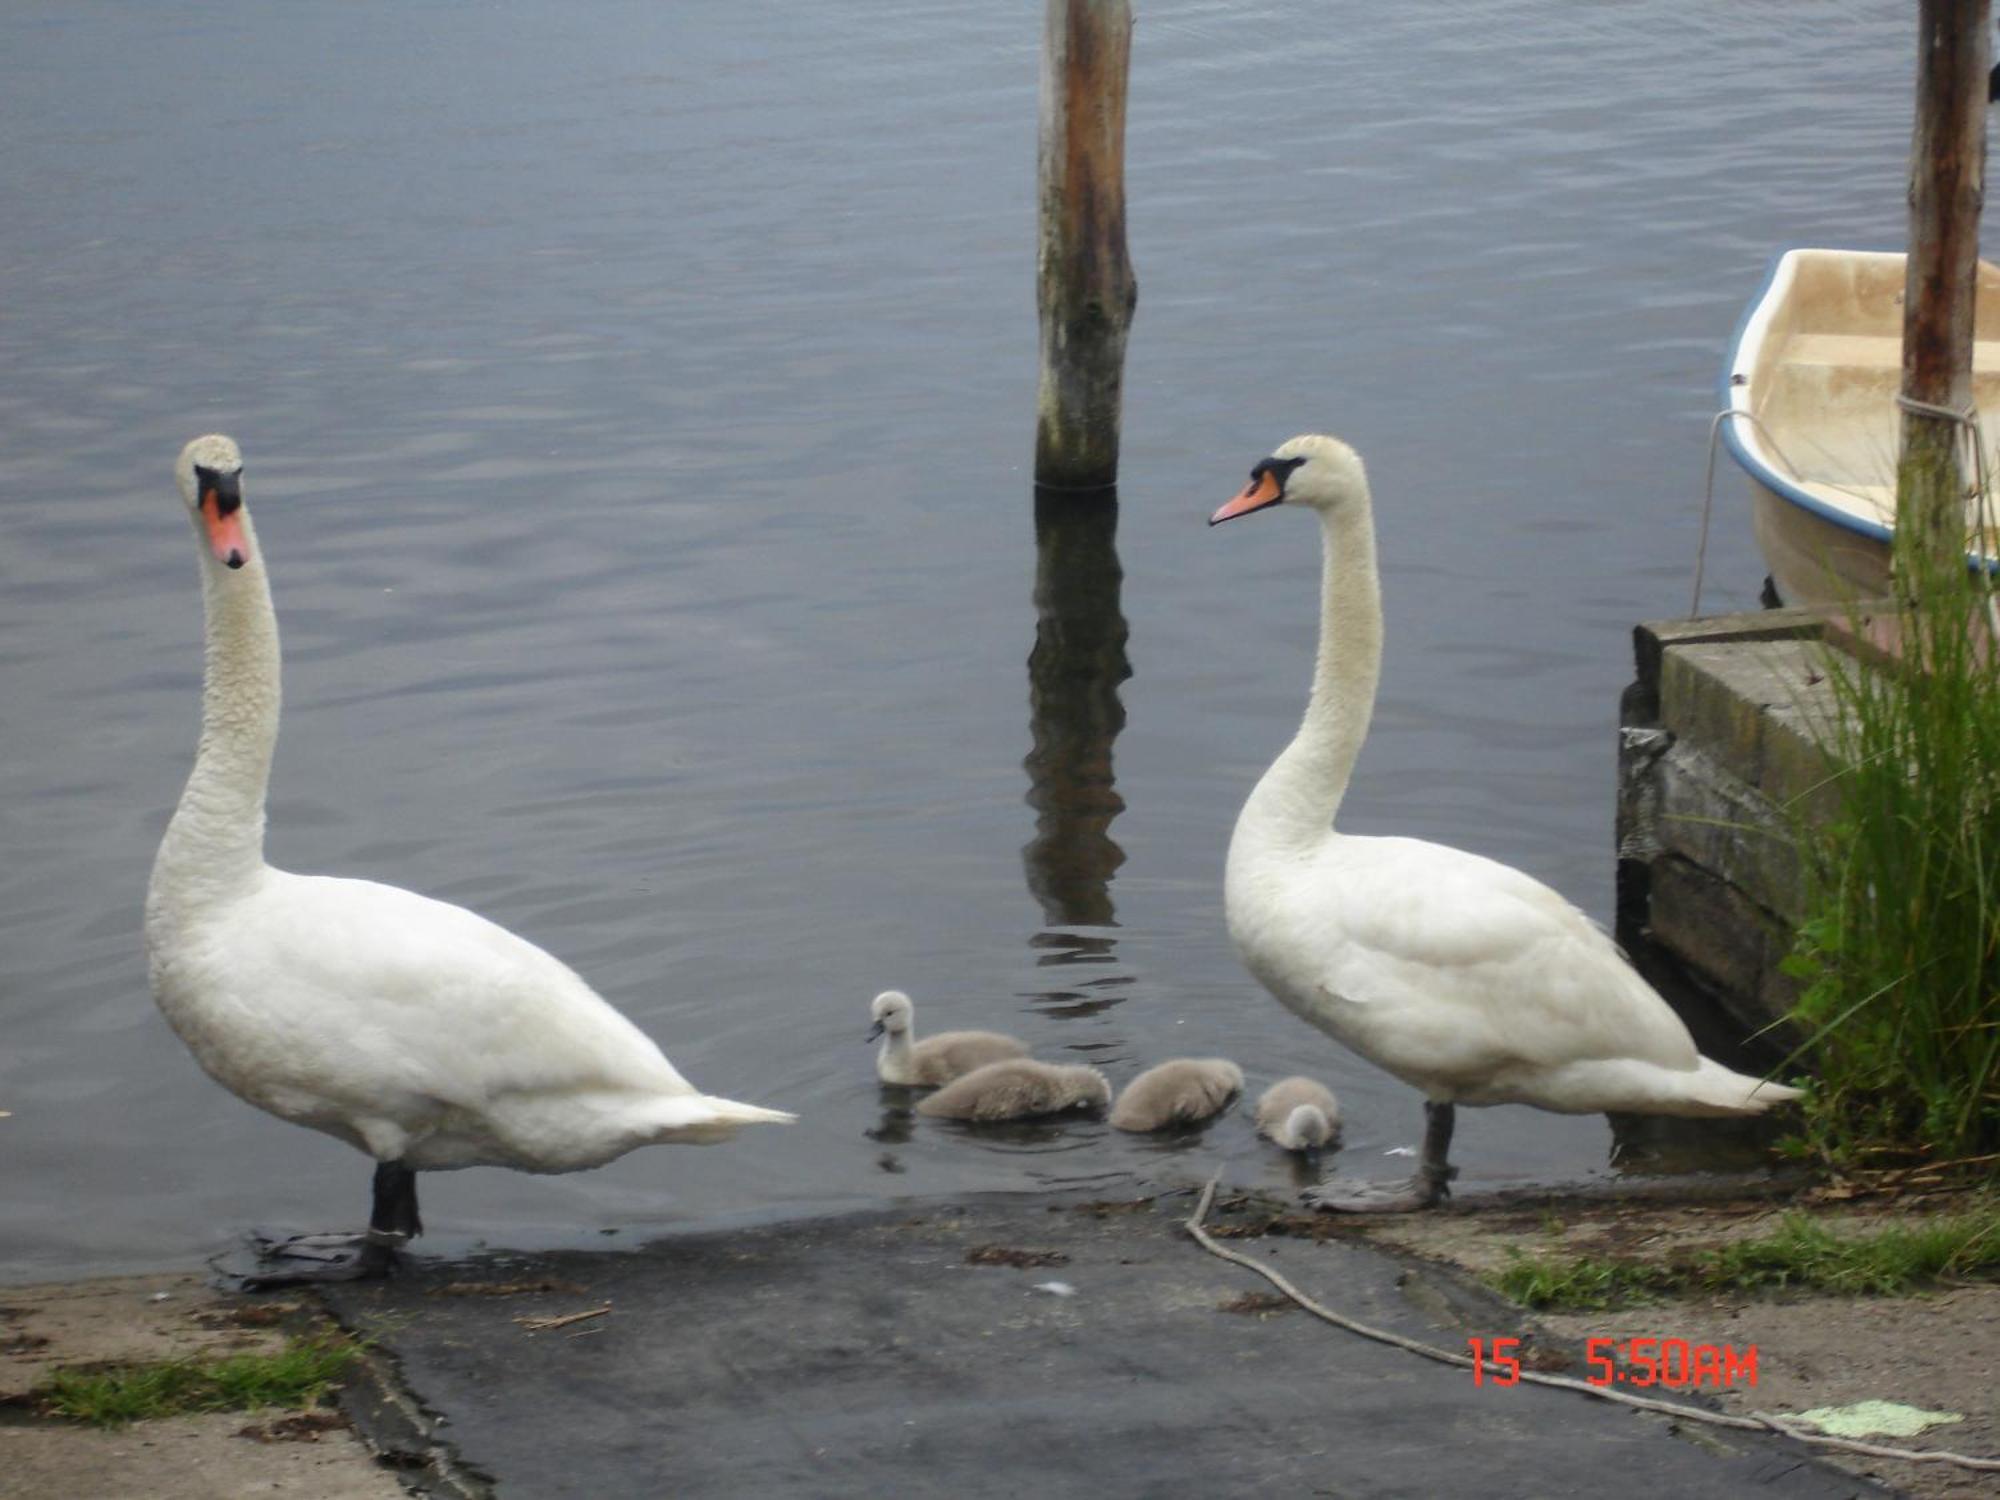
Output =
[
  {"x1": 1292, "y1": 835, "x2": 1700, "y2": 1092},
  {"x1": 208, "y1": 870, "x2": 692, "y2": 1114}
]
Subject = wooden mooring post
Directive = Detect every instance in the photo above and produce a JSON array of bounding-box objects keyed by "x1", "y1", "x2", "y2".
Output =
[
  {"x1": 1898, "y1": 0, "x2": 1989, "y2": 565},
  {"x1": 1035, "y1": 0, "x2": 1138, "y2": 493}
]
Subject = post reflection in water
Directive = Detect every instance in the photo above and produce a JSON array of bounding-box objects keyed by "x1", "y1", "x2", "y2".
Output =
[{"x1": 1022, "y1": 488, "x2": 1133, "y2": 1016}]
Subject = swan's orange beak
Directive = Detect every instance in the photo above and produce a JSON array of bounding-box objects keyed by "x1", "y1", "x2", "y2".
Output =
[
  {"x1": 200, "y1": 475, "x2": 250, "y2": 570},
  {"x1": 1210, "y1": 469, "x2": 1282, "y2": 525}
]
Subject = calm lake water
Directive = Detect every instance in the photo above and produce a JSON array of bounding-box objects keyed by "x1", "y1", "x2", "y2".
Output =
[{"x1": 0, "y1": 1, "x2": 1914, "y2": 1279}]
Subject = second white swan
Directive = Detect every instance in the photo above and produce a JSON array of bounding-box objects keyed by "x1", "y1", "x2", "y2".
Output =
[{"x1": 1210, "y1": 434, "x2": 1799, "y2": 1211}]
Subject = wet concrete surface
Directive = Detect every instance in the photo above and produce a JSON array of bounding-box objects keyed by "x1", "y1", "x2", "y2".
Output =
[{"x1": 321, "y1": 1189, "x2": 1879, "y2": 1499}]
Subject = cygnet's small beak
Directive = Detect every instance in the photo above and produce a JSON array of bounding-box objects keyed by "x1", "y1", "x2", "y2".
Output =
[
  {"x1": 200, "y1": 469, "x2": 250, "y2": 569},
  {"x1": 865, "y1": 1021, "x2": 886, "y2": 1043},
  {"x1": 1210, "y1": 468, "x2": 1282, "y2": 526}
]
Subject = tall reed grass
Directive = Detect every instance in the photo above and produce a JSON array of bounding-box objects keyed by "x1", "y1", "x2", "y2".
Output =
[{"x1": 1784, "y1": 473, "x2": 2000, "y2": 1166}]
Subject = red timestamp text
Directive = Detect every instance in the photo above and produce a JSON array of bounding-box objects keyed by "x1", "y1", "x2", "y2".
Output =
[{"x1": 1466, "y1": 1336, "x2": 1758, "y2": 1389}]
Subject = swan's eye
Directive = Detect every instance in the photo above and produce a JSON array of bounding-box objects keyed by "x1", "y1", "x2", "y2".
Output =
[{"x1": 1251, "y1": 456, "x2": 1308, "y2": 492}]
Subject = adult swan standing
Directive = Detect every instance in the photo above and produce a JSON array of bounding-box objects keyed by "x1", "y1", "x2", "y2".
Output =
[
  {"x1": 1209, "y1": 434, "x2": 1799, "y2": 1211},
  {"x1": 146, "y1": 435, "x2": 793, "y2": 1282}
]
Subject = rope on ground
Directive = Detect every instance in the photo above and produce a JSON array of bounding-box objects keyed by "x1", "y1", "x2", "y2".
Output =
[{"x1": 1183, "y1": 1174, "x2": 2000, "y2": 1474}]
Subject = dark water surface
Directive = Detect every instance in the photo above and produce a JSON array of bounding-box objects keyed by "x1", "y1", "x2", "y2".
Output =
[{"x1": 0, "y1": 2, "x2": 1911, "y2": 1278}]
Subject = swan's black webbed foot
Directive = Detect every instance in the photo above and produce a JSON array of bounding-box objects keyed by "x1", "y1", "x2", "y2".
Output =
[
  {"x1": 1299, "y1": 1173, "x2": 1449, "y2": 1214},
  {"x1": 212, "y1": 1230, "x2": 402, "y2": 1291},
  {"x1": 210, "y1": 1160, "x2": 422, "y2": 1290},
  {"x1": 1302, "y1": 1101, "x2": 1455, "y2": 1213}
]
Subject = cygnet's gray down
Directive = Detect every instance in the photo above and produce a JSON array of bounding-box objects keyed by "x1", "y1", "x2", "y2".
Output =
[
  {"x1": 915, "y1": 1059, "x2": 1111, "y2": 1122},
  {"x1": 1109, "y1": 1058, "x2": 1244, "y2": 1132},
  {"x1": 868, "y1": 989, "x2": 1029, "y2": 1086},
  {"x1": 1254, "y1": 1076, "x2": 1342, "y2": 1151}
]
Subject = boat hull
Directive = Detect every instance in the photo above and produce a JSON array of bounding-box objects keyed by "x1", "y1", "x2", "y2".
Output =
[{"x1": 1747, "y1": 476, "x2": 1891, "y2": 605}]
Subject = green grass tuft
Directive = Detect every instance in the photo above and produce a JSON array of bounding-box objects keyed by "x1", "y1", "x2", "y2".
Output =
[
  {"x1": 1489, "y1": 1251, "x2": 1660, "y2": 1311},
  {"x1": 1781, "y1": 508, "x2": 2000, "y2": 1167},
  {"x1": 38, "y1": 1332, "x2": 360, "y2": 1429},
  {"x1": 1488, "y1": 1201, "x2": 2000, "y2": 1310}
]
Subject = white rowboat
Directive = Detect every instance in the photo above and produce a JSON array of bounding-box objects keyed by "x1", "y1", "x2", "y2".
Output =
[{"x1": 1720, "y1": 247, "x2": 2000, "y2": 606}]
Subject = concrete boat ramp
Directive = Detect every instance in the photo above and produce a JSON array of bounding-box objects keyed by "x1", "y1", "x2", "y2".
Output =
[{"x1": 321, "y1": 1187, "x2": 1873, "y2": 1499}]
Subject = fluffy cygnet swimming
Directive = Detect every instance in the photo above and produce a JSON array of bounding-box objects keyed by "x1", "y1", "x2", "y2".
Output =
[
  {"x1": 1109, "y1": 1058, "x2": 1244, "y2": 1132},
  {"x1": 914, "y1": 1059, "x2": 1111, "y2": 1122},
  {"x1": 868, "y1": 990, "x2": 1030, "y2": 1087},
  {"x1": 1255, "y1": 1076, "x2": 1342, "y2": 1151}
]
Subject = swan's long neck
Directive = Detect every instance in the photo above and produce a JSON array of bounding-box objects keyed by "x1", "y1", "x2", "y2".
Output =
[
  {"x1": 150, "y1": 520, "x2": 280, "y2": 913},
  {"x1": 1232, "y1": 496, "x2": 1382, "y2": 861}
]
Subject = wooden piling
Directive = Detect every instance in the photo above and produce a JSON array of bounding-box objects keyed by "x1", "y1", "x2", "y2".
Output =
[
  {"x1": 1034, "y1": 0, "x2": 1138, "y2": 493},
  {"x1": 1898, "y1": 0, "x2": 1990, "y2": 566}
]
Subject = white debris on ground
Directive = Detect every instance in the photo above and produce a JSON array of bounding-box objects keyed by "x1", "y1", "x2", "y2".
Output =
[{"x1": 1790, "y1": 1402, "x2": 1966, "y2": 1438}]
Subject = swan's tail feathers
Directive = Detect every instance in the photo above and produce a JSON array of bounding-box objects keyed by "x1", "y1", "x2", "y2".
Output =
[
  {"x1": 700, "y1": 1095, "x2": 798, "y2": 1126},
  {"x1": 645, "y1": 1093, "x2": 797, "y2": 1145},
  {"x1": 1743, "y1": 1076, "x2": 1806, "y2": 1109},
  {"x1": 1667, "y1": 1058, "x2": 1805, "y2": 1117}
]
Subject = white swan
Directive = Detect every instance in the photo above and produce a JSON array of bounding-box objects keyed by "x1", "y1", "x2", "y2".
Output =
[
  {"x1": 145, "y1": 435, "x2": 793, "y2": 1282},
  {"x1": 1211, "y1": 434, "x2": 1801, "y2": 1211},
  {"x1": 1108, "y1": 1058, "x2": 1243, "y2": 1132},
  {"x1": 915, "y1": 1059, "x2": 1111, "y2": 1121},
  {"x1": 866, "y1": 990, "x2": 1029, "y2": 1086},
  {"x1": 1255, "y1": 1076, "x2": 1341, "y2": 1152}
]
